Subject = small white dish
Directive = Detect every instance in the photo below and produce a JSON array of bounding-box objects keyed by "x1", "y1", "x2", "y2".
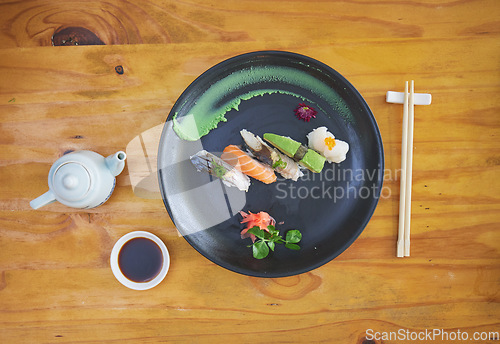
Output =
[{"x1": 110, "y1": 231, "x2": 170, "y2": 290}]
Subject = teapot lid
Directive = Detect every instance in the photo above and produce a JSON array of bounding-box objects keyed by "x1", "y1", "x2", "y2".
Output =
[{"x1": 52, "y1": 162, "x2": 91, "y2": 202}]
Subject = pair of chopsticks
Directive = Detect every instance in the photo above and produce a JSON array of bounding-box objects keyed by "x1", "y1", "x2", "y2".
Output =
[{"x1": 397, "y1": 81, "x2": 414, "y2": 257}]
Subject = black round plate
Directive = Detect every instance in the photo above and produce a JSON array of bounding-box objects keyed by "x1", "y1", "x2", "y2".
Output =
[{"x1": 158, "y1": 51, "x2": 384, "y2": 277}]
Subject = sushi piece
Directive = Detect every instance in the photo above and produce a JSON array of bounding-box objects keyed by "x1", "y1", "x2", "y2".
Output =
[
  {"x1": 221, "y1": 145, "x2": 277, "y2": 184},
  {"x1": 190, "y1": 150, "x2": 250, "y2": 192},
  {"x1": 240, "y1": 129, "x2": 303, "y2": 181},
  {"x1": 263, "y1": 133, "x2": 326, "y2": 173},
  {"x1": 307, "y1": 126, "x2": 349, "y2": 163}
]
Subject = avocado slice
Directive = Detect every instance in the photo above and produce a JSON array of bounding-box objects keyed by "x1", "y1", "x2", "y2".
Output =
[
  {"x1": 299, "y1": 149, "x2": 326, "y2": 173},
  {"x1": 263, "y1": 133, "x2": 301, "y2": 157}
]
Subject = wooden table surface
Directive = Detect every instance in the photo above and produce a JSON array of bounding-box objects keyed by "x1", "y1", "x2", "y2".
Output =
[{"x1": 1, "y1": 0, "x2": 499, "y2": 343}]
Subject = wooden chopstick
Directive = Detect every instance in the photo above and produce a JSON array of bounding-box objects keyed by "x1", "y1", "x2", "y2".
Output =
[
  {"x1": 397, "y1": 81, "x2": 415, "y2": 258},
  {"x1": 397, "y1": 81, "x2": 409, "y2": 257},
  {"x1": 404, "y1": 80, "x2": 415, "y2": 256}
]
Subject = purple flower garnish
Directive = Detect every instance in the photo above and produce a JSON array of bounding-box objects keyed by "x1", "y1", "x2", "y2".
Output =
[{"x1": 294, "y1": 103, "x2": 317, "y2": 122}]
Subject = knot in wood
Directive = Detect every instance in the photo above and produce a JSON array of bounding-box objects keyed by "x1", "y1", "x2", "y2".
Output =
[{"x1": 52, "y1": 27, "x2": 105, "y2": 46}]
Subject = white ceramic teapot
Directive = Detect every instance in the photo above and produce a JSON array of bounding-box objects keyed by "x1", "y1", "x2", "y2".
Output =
[{"x1": 30, "y1": 150, "x2": 127, "y2": 210}]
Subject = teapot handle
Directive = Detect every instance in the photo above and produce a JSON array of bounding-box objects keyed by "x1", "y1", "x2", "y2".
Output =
[{"x1": 30, "y1": 191, "x2": 56, "y2": 210}]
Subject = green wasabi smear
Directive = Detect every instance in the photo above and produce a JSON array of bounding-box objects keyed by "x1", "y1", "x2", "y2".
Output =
[{"x1": 173, "y1": 66, "x2": 353, "y2": 141}]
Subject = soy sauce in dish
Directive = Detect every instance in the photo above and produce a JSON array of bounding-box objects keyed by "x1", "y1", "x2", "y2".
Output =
[{"x1": 118, "y1": 238, "x2": 163, "y2": 282}]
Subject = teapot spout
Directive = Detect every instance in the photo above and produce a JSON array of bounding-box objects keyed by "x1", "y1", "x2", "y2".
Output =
[
  {"x1": 30, "y1": 191, "x2": 56, "y2": 209},
  {"x1": 105, "y1": 151, "x2": 127, "y2": 177}
]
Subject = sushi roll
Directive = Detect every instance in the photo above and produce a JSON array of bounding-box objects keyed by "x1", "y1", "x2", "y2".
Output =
[
  {"x1": 190, "y1": 150, "x2": 251, "y2": 192},
  {"x1": 263, "y1": 133, "x2": 326, "y2": 173},
  {"x1": 307, "y1": 126, "x2": 349, "y2": 163},
  {"x1": 240, "y1": 129, "x2": 303, "y2": 181},
  {"x1": 221, "y1": 145, "x2": 277, "y2": 184}
]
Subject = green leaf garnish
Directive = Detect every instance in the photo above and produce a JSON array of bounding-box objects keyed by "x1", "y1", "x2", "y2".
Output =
[
  {"x1": 253, "y1": 240, "x2": 269, "y2": 259},
  {"x1": 246, "y1": 225, "x2": 302, "y2": 259},
  {"x1": 272, "y1": 157, "x2": 287, "y2": 169},
  {"x1": 285, "y1": 243, "x2": 300, "y2": 250},
  {"x1": 267, "y1": 225, "x2": 279, "y2": 235},
  {"x1": 211, "y1": 158, "x2": 227, "y2": 179},
  {"x1": 285, "y1": 230, "x2": 302, "y2": 244},
  {"x1": 247, "y1": 226, "x2": 266, "y2": 239}
]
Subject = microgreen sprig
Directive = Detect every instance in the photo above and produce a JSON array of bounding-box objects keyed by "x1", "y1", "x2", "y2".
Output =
[
  {"x1": 211, "y1": 158, "x2": 227, "y2": 179},
  {"x1": 246, "y1": 225, "x2": 302, "y2": 259},
  {"x1": 272, "y1": 157, "x2": 287, "y2": 169}
]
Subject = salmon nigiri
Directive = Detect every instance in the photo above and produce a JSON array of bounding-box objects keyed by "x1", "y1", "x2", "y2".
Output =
[{"x1": 221, "y1": 145, "x2": 277, "y2": 184}]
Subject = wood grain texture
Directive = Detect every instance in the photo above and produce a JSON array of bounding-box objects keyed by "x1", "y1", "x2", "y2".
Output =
[
  {"x1": 0, "y1": 0, "x2": 499, "y2": 343},
  {"x1": 0, "y1": 0, "x2": 499, "y2": 47}
]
